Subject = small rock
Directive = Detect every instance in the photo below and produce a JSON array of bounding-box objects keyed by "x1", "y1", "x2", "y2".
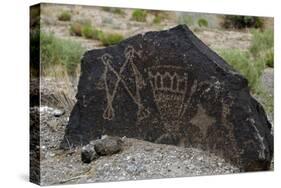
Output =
[
  {"x1": 144, "y1": 146, "x2": 153, "y2": 152},
  {"x1": 101, "y1": 135, "x2": 108, "y2": 139},
  {"x1": 81, "y1": 144, "x2": 99, "y2": 163},
  {"x1": 53, "y1": 109, "x2": 65, "y2": 117},
  {"x1": 47, "y1": 119, "x2": 58, "y2": 131},
  {"x1": 94, "y1": 136, "x2": 123, "y2": 156}
]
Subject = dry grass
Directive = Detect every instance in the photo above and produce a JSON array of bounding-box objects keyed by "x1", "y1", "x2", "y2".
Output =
[{"x1": 41, "y1": 65, "x2": 79, "y2": 112}]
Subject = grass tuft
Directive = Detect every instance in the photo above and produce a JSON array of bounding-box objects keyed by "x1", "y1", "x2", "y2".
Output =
[
  {"x1": 40, "y1": 32, "x2": 85, "y2": 74},
  {"x1": 131, "y1": 10, "x2": 147, "y2": 22},
  {"x1": 250, "y1": 29, "x2": 274, "y2": 67},
  {"x1": 100, "y1": 33, "x2": 124, "y2": 46},
  {"x1": 69, "y1": 20, "x2": 91, "y2": 37},
  {"x1": 197, "y1": 18, "x2": 208, "y2": 27},
  {"x1": 218, "y1": 49, "x2": 265, "y2": 92},
  {"x1": 102, "y1": 7, "x2": 125, "y2": 16},
  {"x1": 81, "y1": 24, "x2": 94, "y2": 39},
  {"x1": 58, "y1": 11, "x2": 71, "y2": 21}
]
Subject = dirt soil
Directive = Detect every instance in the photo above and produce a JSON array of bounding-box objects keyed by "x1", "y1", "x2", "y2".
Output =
[
  {"x1": 38, "y1": 106, "x2": 239, "y2": 185},
  {"x1": 40, "y1": 4, "x2": 252, "y2": 51}
]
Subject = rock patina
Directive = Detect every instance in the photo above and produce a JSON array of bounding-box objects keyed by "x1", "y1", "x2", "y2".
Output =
[{"x1": 61, "y1": 25, "x2": 273, "y2": 171}]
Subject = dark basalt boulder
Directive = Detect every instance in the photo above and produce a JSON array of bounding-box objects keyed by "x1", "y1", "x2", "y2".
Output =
[
  {"x1": 81, "y1": 144, "x2": 99, "y2": 163},
  {"x1": 61, "y1": 25, "x2": 273, "y2": 171}
]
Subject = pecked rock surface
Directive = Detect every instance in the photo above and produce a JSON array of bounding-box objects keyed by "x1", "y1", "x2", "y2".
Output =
[{"x1": 61, "y1": 25, "x2": 273, "y2": 171}]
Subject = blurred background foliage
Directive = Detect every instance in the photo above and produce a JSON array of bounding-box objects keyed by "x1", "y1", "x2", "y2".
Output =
[{"x1": 31, "y1": 4, "x2": 274, "y2": 115}]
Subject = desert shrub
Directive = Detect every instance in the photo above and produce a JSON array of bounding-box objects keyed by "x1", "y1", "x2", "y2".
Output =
[
  {"x1": 177, "y1": 15, "x2": 194, "y2": 26},
  {"x1": 153, "y1": 15, "x2": 162, "y2": 24},
  {"x1": 250, "y1": 29, "x2": 274, "y2": 67},
  {"x1": 80, "y1": 23, "x2": 105, "y2": 40},
  {"x1": 197, "y1": 18, "x2": 208, "y2": 27},
  {"x1": 81, "y1": 24, "x2": 95, "y2": 39},
  {"x1": 102, "y1": 7, "x2": 111, "y2": 12},
  {"x1": 153, "y1": 13, "x2": 166, "y2": 24},
  {"x1": 102, "y1": 7, "x2": 125, "y2": 15},
  {"x1": 100, "y1": 33, "x2": 124, "y2": 46},
  {"x1": 70, "y1": 22, "x2": 83, "y2": 36},
  {"x1": 250, "y1": 29, "x2": 273, "y2": 55},
  {"x1": 222, "y1": 16, "x2": 263, "y2": 29},
  {"x1": 113, "y1": 8, "x2": 125, "y2": 15},
  {"x1": 264, "y1": 49, "x2": 274, "y2": 67},
  {"x1": 131, "y1": 10, "x2": 147, "y2": 22},
  {"x1": 70, "y1": 20, "x2": 91, "y2": 36},
  {"x1": 218, "y1": 49, "x2": 264, "y2": 92},
  {"x1": 40, "y1": 32, "x2": 85, "y2": 74},
  {"x1": 93, "y1": 29, "x2": 105, "y2": 40},
  {"x1": 58, "y1": 11, "x2": 71, "y2": 21}
]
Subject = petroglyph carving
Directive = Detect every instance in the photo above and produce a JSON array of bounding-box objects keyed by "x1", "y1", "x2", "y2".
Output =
[
  {"x1": 101, "y1": 46, "x2": 150, "y2": 121},
  {"x1": 148, "y1": 66, "x2": 188, "y2": 121},
  {"x1": 190, "y1": 105, "x2": 216, "y2": 138}
]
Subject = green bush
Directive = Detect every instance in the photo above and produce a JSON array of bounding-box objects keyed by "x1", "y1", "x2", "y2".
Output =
[
  {"x1": 100, "y1": 33, "x2": 124, "y2": 46},
  {"x1": 82, "y1": 24, "x2": 94, "y2": 39},
  {"x1": 197, "y1": 18, "x2": 208, "y2": 27},
  {"x1": 70, "y1": 20, "x2": 92, "y2": 37},
  {"x1": 40, "y1": 32, "x2": 85, "y2": 74},
  {"x1": 264, "y1": 48, "x2": 274, "y2": 67},
  {"x1": 58, "y1": 11, "x2": 71, "y2": 21},
  {"x1": 102, "y1": 7, "x2": 125, "y2": 15},
  {"x1": 218, "y1": 49, "x2": 264, "y2": 92},
  {"x1": 222, "y1": 16, "x2": 263, "y2": 29},
  {"x1": 250, "y1": 29, "x2": 274, "y2": 67},
  {"x1": 80, "y1": 23, "x2": 105, "y2": 40},
  {"x1": 92, "y1": 29, "x2": 105, "y2": 40},
  {"x1": 131, "y1": 10, "x2": 147, "y2": 22}
]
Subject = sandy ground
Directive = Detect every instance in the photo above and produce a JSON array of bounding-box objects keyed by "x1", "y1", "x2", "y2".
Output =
[{"x1": 40, "y1": 3, "x2": 252, "y2": 51}]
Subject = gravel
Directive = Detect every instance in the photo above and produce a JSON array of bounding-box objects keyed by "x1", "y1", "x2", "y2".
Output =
[
  {"x1": 261, "y1": 68, "x2": 274, "y2": 97},
  {"x1": 36, "y1": 106, "x2": 240, "y2": 185}
]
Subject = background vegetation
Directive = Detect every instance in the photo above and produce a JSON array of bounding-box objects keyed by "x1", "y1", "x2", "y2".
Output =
[
  {"x1": 35, "y1": 5, "x2": 274, "y2": 115},
  {"x1": 40, "y1": 32, "x2": 85, "y2": 75}
]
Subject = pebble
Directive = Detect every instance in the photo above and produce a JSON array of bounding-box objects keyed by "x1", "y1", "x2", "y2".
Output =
[{"x1": 53, "y1": 109, "x2": 65, "y2": 117}]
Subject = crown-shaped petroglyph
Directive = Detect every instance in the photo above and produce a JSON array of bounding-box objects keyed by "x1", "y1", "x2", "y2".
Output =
[
  {"x1": 148, "y1": 71, "x2": 187, "y2": 95},
  {"x1": 148, "y1": 65, "x2": 188, "y2": 124}
]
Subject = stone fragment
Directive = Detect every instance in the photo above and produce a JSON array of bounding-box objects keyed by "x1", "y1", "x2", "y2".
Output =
[
  {"x1": 94, "y1": 137, "x2": 123, "y2": 156},
  {"x1": 81, "y1": 144, "x2": 99, "y2": 163},
  {"x1": 53, "y1": 109, "x2": 65, "y2": 117}
]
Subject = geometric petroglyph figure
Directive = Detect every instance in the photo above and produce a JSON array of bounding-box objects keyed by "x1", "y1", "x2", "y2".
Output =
[
  {"x1": 101, "y1": 46, "x2": 150, "y2": 121},
  {"x1": 190, "y1": 104, "x2": 216, "y2": 138},
  {"x1": 148, "y1": 65, "x2": 188, "y2": 122}
]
